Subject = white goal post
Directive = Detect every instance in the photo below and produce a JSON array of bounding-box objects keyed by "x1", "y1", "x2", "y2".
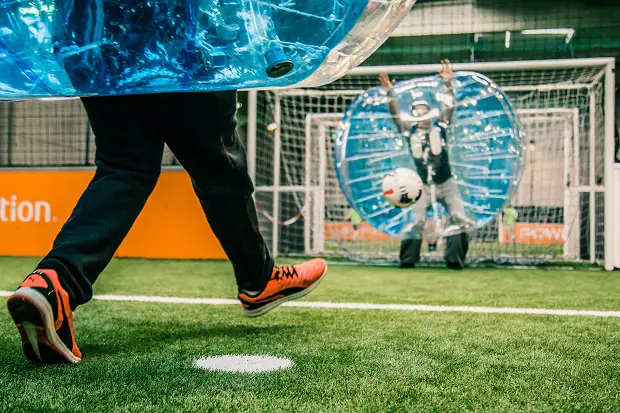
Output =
[
  {"x1": 303, "y1": 108, "x2": 582, "y2": 259},
  {"x1": 247, "y1": 58, "x2": 616, "y2": 269}
]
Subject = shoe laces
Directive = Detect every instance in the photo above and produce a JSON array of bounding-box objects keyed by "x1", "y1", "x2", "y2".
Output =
[{"x1": 271, "y1": 265, "x2": 298, "y2": 281}]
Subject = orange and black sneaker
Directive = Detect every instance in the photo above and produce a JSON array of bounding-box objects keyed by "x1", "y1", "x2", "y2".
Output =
[
  {"x1": 238, "y1": 258, "x2": 328, "y2": 318},
  {"x1": 7, "y1": 270, "x2": 82, "y2": 364}
]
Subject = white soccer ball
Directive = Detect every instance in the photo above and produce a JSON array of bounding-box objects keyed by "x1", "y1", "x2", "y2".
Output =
[{"x1": 381, "y1": 168, "x2": 423, "y2": 208}]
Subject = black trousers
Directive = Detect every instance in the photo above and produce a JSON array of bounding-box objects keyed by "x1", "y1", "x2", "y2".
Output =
[
  {"x1": 39, "y1": 92, "x2": 273, "y2": 308},
  {"x1": 400, "y1": 233, "x2": 469, "y2": 267}
]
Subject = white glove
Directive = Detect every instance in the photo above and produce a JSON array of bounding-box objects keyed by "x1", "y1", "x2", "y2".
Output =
[
  {"x1": 430, "y1": 128, "x2": 442, "y2": 156},
  {"x1": 410, "y1": 134, "x2": 423, "y2": 158}
]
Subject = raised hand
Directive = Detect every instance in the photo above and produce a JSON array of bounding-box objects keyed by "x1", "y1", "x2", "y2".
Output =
[{"x1": 378, "y1": 72, "x2": 394, "y2": 89}]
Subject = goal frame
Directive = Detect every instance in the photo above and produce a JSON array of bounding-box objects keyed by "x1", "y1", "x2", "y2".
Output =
[
  {"x1": 246, "y1": 58, "x2": 616, "y2": 270},
  {"x1": 305, "y1": 109, "x2": 581, "y2": 260}
]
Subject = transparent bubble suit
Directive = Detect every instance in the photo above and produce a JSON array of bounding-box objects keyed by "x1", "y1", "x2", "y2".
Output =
[
  {"x1": 0, "y1": 0, "x2": 415, "y2": 98},
  {"x1": 334, "y1": 72, "x2": 525, "y2": 239}
]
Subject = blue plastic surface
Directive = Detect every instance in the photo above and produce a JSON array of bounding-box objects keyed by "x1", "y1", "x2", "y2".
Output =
[
  {"x1": 0, "y1": 0, "x2": 415, "y2": 98},
  {"x1": 334, "y1": 72, "x2": 525, "y2": 239}
]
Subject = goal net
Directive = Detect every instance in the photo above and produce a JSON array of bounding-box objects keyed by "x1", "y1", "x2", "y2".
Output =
[{"x1": 250, "y1": 58, "x2": 616, "y2": 268}]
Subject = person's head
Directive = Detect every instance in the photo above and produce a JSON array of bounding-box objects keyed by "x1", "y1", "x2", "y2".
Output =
[{"x1": 411, "y1": 100, "x2": 431, "y2": 129}]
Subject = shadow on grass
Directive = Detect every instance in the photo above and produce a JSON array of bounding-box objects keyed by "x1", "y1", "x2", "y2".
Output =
[
  {"x1": 1, "y1": 322, "x2": 298, "y2": 373},
  {"x1": 80, "y1": 322, "x2": 298, "y2": 355}
]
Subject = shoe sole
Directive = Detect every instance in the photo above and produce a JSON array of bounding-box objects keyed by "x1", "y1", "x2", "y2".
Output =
[
  {"x1": 242, "y1": 265, "x2": 328, "y2": 318},
  {"x1": 7, "y1": 288, "x2": 81, "y2": 364}
]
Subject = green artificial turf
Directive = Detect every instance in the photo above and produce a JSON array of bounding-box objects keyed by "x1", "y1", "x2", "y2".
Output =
[
  {"x1": 327, "y1": 239, "x2": 565, "y2": 259},
  {"x1": 0, "y1": 257, "x2": 619, "y2": 412},
  {"x1": 0, "y1": 257, "x2": 618, "y2": 310}
]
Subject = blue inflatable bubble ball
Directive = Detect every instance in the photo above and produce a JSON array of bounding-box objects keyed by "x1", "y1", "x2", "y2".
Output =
[
  {"x1": 334, "y1": 72, "x2": 525, "y2": 239},
  {"x1": 0, "y1": 0, "x2": 415, "y2": 98}
]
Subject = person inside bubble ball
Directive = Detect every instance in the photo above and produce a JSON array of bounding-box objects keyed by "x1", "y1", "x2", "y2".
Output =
[{"x1": 379, "y1": 59, "x2": 470, "y2": 270}]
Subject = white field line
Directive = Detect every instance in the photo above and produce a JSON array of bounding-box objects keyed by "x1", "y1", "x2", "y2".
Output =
[{"x1": 2, "y1": 290, "x2": 620, "y2": 318}]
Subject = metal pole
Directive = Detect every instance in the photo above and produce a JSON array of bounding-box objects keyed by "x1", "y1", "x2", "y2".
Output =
[
  {"x1": 304, "y1": 114, "x2": 313, "y2": 254},
  {"x1": 572, "y1": 109, "x2": 581, "y2": 259},
  {"x1": 604, "y1": 62, "x2": 616, "y2": 270},
  {"x1": 563, "y1": 119, "x2": 571, "y2": 258},
  {"x1": 589, "y1": 90, "x2": 597, "y2": 263},
  {"x1": 272, "y1": 94, "x2": 281, "y2": 258},
  {"x1": 247, "y1": 90, "x2": 257, "y2": 184},
  {"x1": 317, "y1": 123, "x2": 327, "y2": 253},
  {"x1": 349, "y1": 58, "x2": 617, "y2": 76}
]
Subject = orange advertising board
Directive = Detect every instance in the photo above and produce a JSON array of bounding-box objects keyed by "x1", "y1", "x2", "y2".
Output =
[
  {"x1": 0, "y1": 170, "x2": 226, "y2": 259},
  {"x1": 324, "y1": 221, "x2": 392, "y2": 242},
  {"x1": 500, "y1": 223, "x2": 565, "y2": 245}
]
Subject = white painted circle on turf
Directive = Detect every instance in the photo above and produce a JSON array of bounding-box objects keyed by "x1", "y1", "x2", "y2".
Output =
[{"x1": 194, "y1": 355, "x2": 293, "y2": 373}]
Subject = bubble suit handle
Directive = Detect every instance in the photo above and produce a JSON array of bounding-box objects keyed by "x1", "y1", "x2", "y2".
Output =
[
  {"x1": 0, "y1": 0, "x2": 415, "y2": 98},
  {"x1": 334, "y1": 72, "x2": 525, "y2": 239}
]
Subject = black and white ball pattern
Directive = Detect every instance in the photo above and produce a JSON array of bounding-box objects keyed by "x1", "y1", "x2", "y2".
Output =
[{"x1": 381, "y1": 168, "x2": 424, "y2": 208}]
